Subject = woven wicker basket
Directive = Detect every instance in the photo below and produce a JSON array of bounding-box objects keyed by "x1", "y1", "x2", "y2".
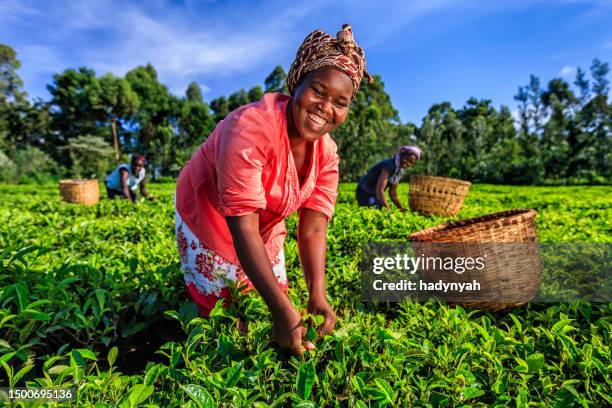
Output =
[
  {"x1": 409, "y1": 175, "x2": 471, "y2": 216},
  {"x1": 59, "y1": 179, "x2": 100, "y2": 205},
  {"x1": 408, "y1": 209, "x2": 541, "y2": 311}
]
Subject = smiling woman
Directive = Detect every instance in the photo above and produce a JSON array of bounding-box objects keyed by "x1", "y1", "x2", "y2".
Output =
[{"x1": 175, "y1": 24, "x2": 370, "y2": 356}]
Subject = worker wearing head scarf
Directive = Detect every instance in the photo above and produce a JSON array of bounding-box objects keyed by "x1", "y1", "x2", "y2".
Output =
[
  {"x1": 356, "y1": 145, "x2": 422, "y2": 211},
  {"x1": 175, "y1": 24, "x2": 369, "y2": 355},
  {"x1": 286, "y1": 24, "x2": 372, "y2": 98}
]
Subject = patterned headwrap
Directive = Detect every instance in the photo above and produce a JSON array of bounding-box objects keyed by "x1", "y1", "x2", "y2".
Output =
[
  {"x1": 286, "y1": 24, "x2": 372, "y2": 98},
  {"x1": 389, "y1": 146, "x2": 422, "y2": 185}
]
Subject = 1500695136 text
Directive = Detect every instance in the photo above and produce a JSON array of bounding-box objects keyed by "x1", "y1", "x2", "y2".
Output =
[{"x1": 0, "y1": 387, "x2": 76, "y2": 403}]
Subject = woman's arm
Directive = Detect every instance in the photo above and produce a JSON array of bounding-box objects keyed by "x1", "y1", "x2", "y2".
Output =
[
  {"x1": 297, "y1": 208, "x2": 337, "y2": 335},
  {"x1": 227, "y1": 213, "x2": 312, "y2": 354},
  {"x1": 388, "y1": 183, "x2": 405, "y2": 211},
  {"x1": 375, "y1": 169, "x2": 391, "y2": 209},
  {"x1": 139, "y1": 178, "x2": 153, "y2": 200},
  {"x1": 119, "y1": 169, "x2": 135, "y2": 202}
]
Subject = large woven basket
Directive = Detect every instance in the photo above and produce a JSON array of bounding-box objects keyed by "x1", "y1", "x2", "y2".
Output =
[
  {"x1": 408, "y1": 209, "x2": 541, "y2": 311},
  {"x1": 59, "y1": 179, "x2": 99, "y2": 205},
  {"x1": 409, "y1": 175, "x2": 471, "y2": 216}
]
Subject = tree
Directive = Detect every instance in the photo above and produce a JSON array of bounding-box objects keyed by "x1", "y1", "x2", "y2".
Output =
[
  {"x1": 528, "y1": 75, "x2": 545, "y2": 136},
  {"x1": 457, "y1": 98, "x2": 498, "y2": 177},
  {"x1": 586, "y1": 59, "x2": 611, "y2": 179},
  {"x1": 180, "y1": 82, "x2": 213, "y2": 148},
  {"x1": 98, "y1": 74, "x2": 140, "y2": 120},
  {"x1": 12, "y1": 146, "x2": 57, "y2": 183},
  {"x1": 417, "y1": 102, "x2": 465, "y2": 178},
  {"x1": 248, "y1": 85, "x2": 264, "y2": 102},
  {"x1": 64, "y1": 135, "x2": 114, "y2": 179},
  {"x1": 2, "y1": 41, "x2": 608, "y2": 185},
  {"x1": 514, "y1": 85, "x2": 530, "y2": 136},
  {"x1": 513, "y1": 75, "x2": 546, "y2": 182},
  {"x1": 591, "y1": 58, "x2": 610, "y2": 97},
  {"x1": 98, "y1": 73, "x2": 140, "y2": 159},
  {"x1": 46, "y1": 68, "x2": 139, "y2": 171},
  {"x1": 540, "y1": 78, "x2": 576, "y2": 179},
  {"x1": 2, "y1": 99, "x2": 51, "y2": 154},
  {"x1": 0, "y1": 44, "x2": 32, "y2": 154},
  {"x1": 264, "y1": 65, "x2": 288, "y2": 94},
  {"x1": 177, "y1": 94, "x2": 214, "y2": 173},
  {"x1": 487, "y1": 106, "x2": 522, "y2": 183},
  {"x1": 126, "y1": 64, "x2": 181, "y2": 177},
  {"x1": 186, "y1": 81, "x2": 204, "y2": 104},
  {"x1": 178, "y1": 101, "x2": 213, "y2": 146},
  {"x1": 46, "y1": 67, "x2": 105, "y2": 165},
  {"x1": 210, "y1": 96, "x2": 230, "y2": 122},
  {"x1": 541, "y1": 78, "x2": 575, "y2": 109},
  {"x1": 0, "y1": 44, "x2": 26, "y2": 106},
  {"x1": 0, "y1": 150, "x2": 17, "y2": 183},
  {"x1": 228, "y1": 89, "x2": 249, "y2": 111},
  {"x1": 574, "y1": 67, "x2": 590, "y2": 107},
  {"x1": 331, "y1": 75, "x2": 409, "y2": 181}
]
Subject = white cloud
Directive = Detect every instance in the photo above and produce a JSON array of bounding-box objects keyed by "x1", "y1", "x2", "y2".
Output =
[
  {"x1": 3, "y1": 0, "x2": 323, "y2": 96},
  {"x1": 559, "y1": 66, "x2": 576, "y2": 77},
  {"x1": 15, "y1": 45, "x2": 66, "y2": 98},
  {"x1": 4, "y1": 0, "x2": 610, "y2": 102},
  {"x1": 0, "y1": 1, "x2": 43, "y2": 25},
  {"x1": 87, "y1": 7, "x2": 287, "y2": 94}
]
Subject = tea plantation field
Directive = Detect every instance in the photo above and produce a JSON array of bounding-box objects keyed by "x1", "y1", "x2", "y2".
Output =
[{"x1": 1, "y1": 183, "x2": 610, "y2": 407}]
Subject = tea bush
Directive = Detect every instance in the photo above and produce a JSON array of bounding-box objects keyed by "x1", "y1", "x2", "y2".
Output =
[{"x1": 0, "y1": 183, "x2": 610, "y2": 406}]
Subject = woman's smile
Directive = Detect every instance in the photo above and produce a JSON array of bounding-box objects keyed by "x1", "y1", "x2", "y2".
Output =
[{"x1": 307, "y1": 111, "x2": 328, "y2": 130}]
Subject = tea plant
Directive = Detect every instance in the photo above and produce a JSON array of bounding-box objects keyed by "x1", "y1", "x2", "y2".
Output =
[{"x1": 0, "y1": 183, "x2": 610, "y2": 406}]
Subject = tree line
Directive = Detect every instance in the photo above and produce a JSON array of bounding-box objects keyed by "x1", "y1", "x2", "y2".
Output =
[{"x1": 0, "y1": 43, "x2": 609, "y2": 184}]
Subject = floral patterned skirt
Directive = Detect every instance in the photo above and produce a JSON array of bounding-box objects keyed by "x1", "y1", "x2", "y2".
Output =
[{"x1": 175, "y1": 209, "x2": 288, "y2": 316}]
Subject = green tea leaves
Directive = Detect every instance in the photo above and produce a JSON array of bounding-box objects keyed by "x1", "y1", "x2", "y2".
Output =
[
  {"x1": 225, "y1": 360, "x2": 244, "y2": 388},
  {"x1": 525, "y1": 353, "x2": 545, "y2": 373},
  {"x1": 296, "y1": 360, "x2": 316, "y2": 400},
  {"x1": 126, "y1": 384, "x2": 154, "y2": 408},
  {"x1": 0, "y1": 183, "x2": 610, "y2": 406}
]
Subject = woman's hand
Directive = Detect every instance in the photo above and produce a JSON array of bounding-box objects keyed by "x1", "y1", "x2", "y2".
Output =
[
  {"x1": 297, "y1": 209, "x2": 336, "y2": 336},
  {"x1": 272, "y1": 306, "x2": 315, "y2": 355},
  {"x1": 227, "y1": 213, "x2": 314, "y2": 355},
  {"x1": 307, "y1": 294, "x2": 337, "y2": 336},
  {"x1": 389, "y1": 183, "x2": 405, "y2": 212}
]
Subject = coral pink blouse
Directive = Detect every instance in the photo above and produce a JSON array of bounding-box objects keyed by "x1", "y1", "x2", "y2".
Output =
[{"x1": 175, "y1": 93, "x2": 340, "y2": 265}]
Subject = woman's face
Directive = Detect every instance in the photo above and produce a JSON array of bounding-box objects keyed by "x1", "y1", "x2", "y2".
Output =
[
  {"x1": 289, "y1": 67, "x2": 353, "y2": 142},
  {"x1": 132, "y1": 159, "x2": 145, "y2": 174},
  {"x1": 400, "y1": 153, "x2": 417, "y2": 168}
]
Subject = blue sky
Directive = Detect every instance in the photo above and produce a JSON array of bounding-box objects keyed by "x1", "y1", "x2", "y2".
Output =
[{"x1": 1, "y1": 0, "x2": 611, "y2": 124}]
